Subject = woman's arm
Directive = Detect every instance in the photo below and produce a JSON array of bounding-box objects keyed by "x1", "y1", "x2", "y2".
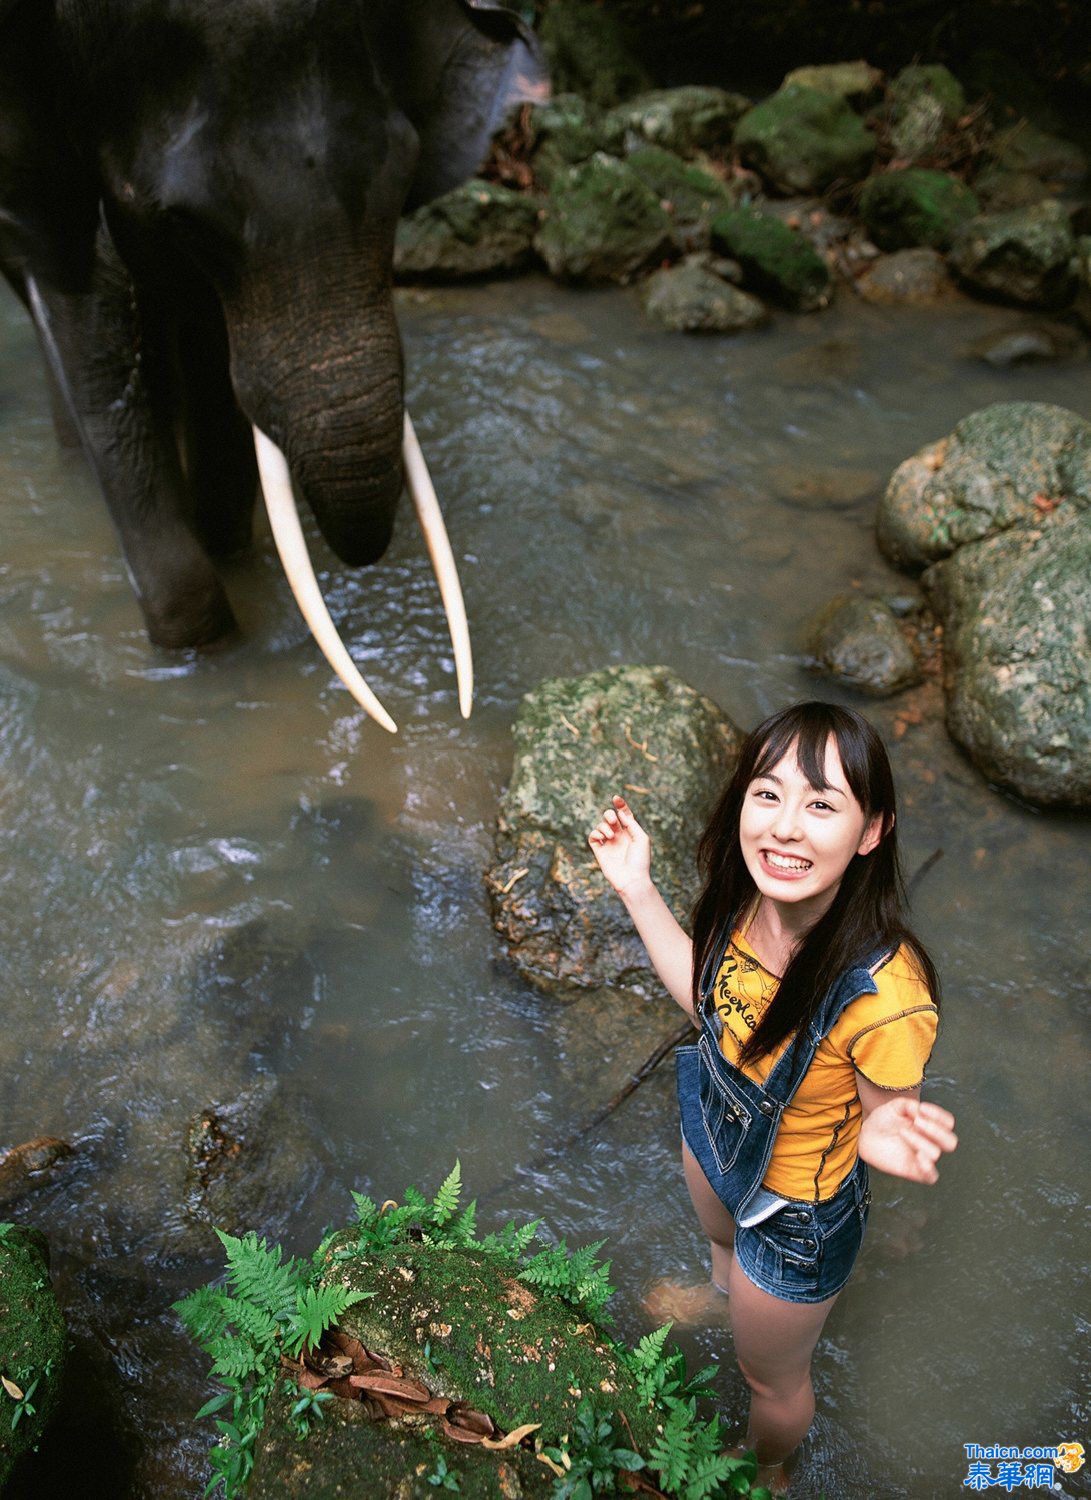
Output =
[
  {"x1": 588, "y1": 795, "x2": 695, "y2": 1018},
  {"x1": 855, "y1": 1074, "x2": 958, "y2": 1184}
]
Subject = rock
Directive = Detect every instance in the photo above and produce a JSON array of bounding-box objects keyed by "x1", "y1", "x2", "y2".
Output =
[
  {"x1": 876, "y1": 401, "x2": 1091, "y2": 570},
  {"x1": 734, "y1": 84, "x2": 876, "y2": 196},
  {"x1": 533, "y1": 154, "x2": 674, "y2": 284},
  {"x1": 858, "y1": 169, "x2": 980, "y2": 251},
  {"x1": 948, "y1": 201, "x2": 1078, "y2": 309},
  {"x1": 855, "y1": 247, "x2": 956, "y2": 304},
  {"x1": 710, "y1": 206, "x2": 832, "y2": 311},
  {"x1": 0, "y1": 1225, "x2": 68, "y2": 1486},
  {"x1": 525, "y1": 94, "x2": 605, "y2": 186},
  {"x1": 602, "y1": 86, "x2": 749, "y2": 158},
  {"x1": 0, "y1": 1137, "x2": 75, "y2": 1208},
  {"x1": 923, "y1": 511, "x2": 1091, "y2": 807},
  {"x1": 1076, "y1": 236, "x2": 1091, "y2": 333},
  {"x1": 625, "y1": 146, "x2": 734, "y2": 252},
  {"x1": 887, "y1": 64, "x2": 965, "y2": 163},
  {"x1": 640, "y1": 258, "x2": 769, "y2": 332},
  {"x1": 803, "y1": 594, "x2": 921, "y2": 696},
  {"x1": 538, "y1": 1, "x2": 651, "y2": 110},
  {"x1": 782, "y1": 61, "x2": 883, "y2": 105},
  {"x1": 758, "y1": 197, "x2": 855, "y2": 254},
  {"x1": 965, "y1": 319, "x2": 1085, "y2": 366},
  {"x1": 484, "y1": 664, "x2": 741, "y2": 998},
  {"x1": 394, "y1": 181, "x2": 540, "y2": 281},
  {"x1": 972, "y1": 166, "x2": 1051, "y2": 212},
  {"x1": 183, "y1": 1075, "x2": 332, "y2": 1236},
  {"x1": 990, "y1": 122, "x2": 1087, "y2": 185},
  {"x1": 769, "y1": 464, "x2": 880, "y2": 509}
]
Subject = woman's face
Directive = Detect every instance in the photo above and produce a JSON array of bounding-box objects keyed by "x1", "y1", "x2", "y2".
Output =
[{"x1": 739, "y1": 735, "x2": 884, "y2": 915}]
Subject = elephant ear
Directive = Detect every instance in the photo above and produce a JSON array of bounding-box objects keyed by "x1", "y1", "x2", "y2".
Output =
[{"x1": 402, "y1": 0, "x2": 548, "y2": 209}]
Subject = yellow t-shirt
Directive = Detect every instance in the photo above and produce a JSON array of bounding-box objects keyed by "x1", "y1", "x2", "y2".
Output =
[{"x1": 712, "y1": 929, "x2": 939, "y2": 1202}]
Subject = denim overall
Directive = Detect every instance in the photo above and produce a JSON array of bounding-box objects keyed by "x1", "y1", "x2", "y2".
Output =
[{"x1": 676, "y1": 928, "x2": 889, "y2": 1303}]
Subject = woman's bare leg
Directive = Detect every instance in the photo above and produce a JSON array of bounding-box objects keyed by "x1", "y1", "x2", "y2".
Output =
[
  {"x1": 727, "y1": 1252, "x2": 840, "y2": 1491},
  {"x1": 681, "y1": 1139, "x2": 736, "y2": 1290}
]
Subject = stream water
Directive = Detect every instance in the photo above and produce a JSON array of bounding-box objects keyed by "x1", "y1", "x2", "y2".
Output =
[{"x1": 1, "y1": 272, "x2": 1088, "y2": 1498}]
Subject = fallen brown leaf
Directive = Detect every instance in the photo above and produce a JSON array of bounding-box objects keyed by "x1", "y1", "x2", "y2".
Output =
[{"x1": 481, "y1": 1422, "x2": 543, "y2": 1451}]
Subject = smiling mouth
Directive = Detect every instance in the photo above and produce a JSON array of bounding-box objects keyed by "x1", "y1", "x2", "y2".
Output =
[{"x1": 762, "y1": 850, "x2": 813, "y2": 873}]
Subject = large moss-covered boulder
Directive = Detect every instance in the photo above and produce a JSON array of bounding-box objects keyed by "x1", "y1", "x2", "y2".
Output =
[
  {"x1": 947, "y1": 201, "x2": 1079, "y2": 308},
  {"x1": 625, "y1": 146, "x2": 734, "y2": 250},
  {"x1": 710, "y1": 206, "x2": 832, "y2": 311},
  {"x1": 887, "y1": 64, "x2": 966, "y2": 163},
  {"x1": 782, "y1": 61, "x2": 883, "y2": 105},
  {"x1": 989, "y1": 122, "x2": 1087, "y2": 185},
  {"x1": 858, "y1": 169, "x2": 980, "y2": 251},
  {"x1": 734, "y1": 84, "x2": 875, "y2": 195},
  {"x1": 0, "y1": 1225, "x2": 68, "y2": 1486},
  {"x1": 877, "y1": 402, "x2": 1091, "y2": 570},
  {"x1": 802, "y1": 594, "x2": 921, "y2": 697},
  {"x1": 923, "y1": 511, "x2": 1091, "y2": 807},
  {"x1": 602, "y1": 86, "x2": 749, "y2": 158},
  {"x1": 526, "y1": 94, "x2": 606, "y2": 187},
  {"x1": 641, "y1": 258, "x2": 768, "y2": 332},
  {"x1": 485, "y1": 665, "x2": 741, "y2": 998},
  {"x1": 538, "y1": 1, "x2": 651, "y2": 109},
  {"x1": 395, "y1": 181, "x2": 540, "y2": 281},
  {"x1": 534, "y1": 155, "x2": 674, "y2": 283}
]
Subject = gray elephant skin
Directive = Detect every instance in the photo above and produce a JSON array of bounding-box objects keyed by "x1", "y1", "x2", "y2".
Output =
[{"x1": 0, "y1": 0, "x2": 544, "y2": 648}]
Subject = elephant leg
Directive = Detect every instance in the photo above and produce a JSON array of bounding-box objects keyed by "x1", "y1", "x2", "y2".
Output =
[
  {"x1": 31, "y1": 225, "x2": 236, "y2": 649},
  {"x1": 172, "y1": 280, "x2": 257, "y2": 559}
]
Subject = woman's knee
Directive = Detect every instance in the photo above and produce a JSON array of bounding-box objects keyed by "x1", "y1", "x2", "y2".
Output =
[{"x1": 735, "y1": 1354, "x2": 812, "y2": 1405}]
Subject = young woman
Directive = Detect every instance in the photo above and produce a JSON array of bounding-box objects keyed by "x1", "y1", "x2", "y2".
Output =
[{"x1": 587, "y1": 701, "x2": 957, "y2": 1494}]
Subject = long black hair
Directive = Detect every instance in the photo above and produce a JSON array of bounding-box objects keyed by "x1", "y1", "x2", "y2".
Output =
[{"x1": 690, "y1": 701, "x2": 939, "y2": 1067}]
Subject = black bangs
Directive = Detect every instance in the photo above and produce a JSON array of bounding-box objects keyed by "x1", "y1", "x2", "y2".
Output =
[{"x1": 750, "y1": 702, "x2": 883, "y2": 815}]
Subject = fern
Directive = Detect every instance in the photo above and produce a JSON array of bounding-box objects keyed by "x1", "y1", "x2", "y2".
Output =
[
  {"x1": 630, "y1": 1322, "x2": 673, "y2": 1375},
  {"x1": 216, "y1": 1230, "x2": 302, "y2": 1322},
  {"x1": 431, "y1": 1161, "x2": 462, "y2": 1224},
  {"x1": 477, "y1": 1218, "x2": 542, "y2": 1264},
  {"x1": 176, "y1": 1285, "x2": 231, "y2": 1348},
  {"x1": 647, "y1": 1401, "x2": 698, "y2": 1494},
  {"x1": 283, "y1": 1283, "x2": 371, "y2": 1359}
]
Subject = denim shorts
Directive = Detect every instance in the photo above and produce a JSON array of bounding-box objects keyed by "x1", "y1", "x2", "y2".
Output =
[{"x1": 733, "y1": 1160, "x2": 872, "y2": 1305}]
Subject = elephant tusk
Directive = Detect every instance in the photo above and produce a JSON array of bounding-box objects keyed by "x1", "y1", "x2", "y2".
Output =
[
  {"x1": 253, "y1": 426, "x2": 398, "y2": 734},
  {"x1": 402, "y1": 412, "x2": 474, "y2": 719}
]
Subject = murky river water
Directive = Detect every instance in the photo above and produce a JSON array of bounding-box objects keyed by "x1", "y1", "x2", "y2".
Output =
[{"x1": 1, "y1": 273, "x2": 1088, "y2": 1498}]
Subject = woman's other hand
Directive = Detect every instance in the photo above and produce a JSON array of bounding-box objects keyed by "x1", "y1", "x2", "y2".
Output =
[
  {"x1": 856, "y1": 1089, "x2": 958, "y2": 1184},
  {"x1": 588, "y1": 794, "x2": 652, "y2": 897}
]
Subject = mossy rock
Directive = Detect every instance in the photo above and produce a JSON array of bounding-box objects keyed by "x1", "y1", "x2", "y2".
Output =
[
  {"x1": 989, "y1": 122, "x2": 1087, "y2": 185},
  {"x1": 602, "y1": 86, "x2": 750, "y2": 159},
  {"x1": 641, "y1": 258, "x2": 768, "y2": 332},
  {"x1": 625, "y1": 146, "x2": 734, "y2": 248},
  {"x1": 802, "y1": 594, "x2": 920, "y2": 697},
  {"x1": 538, "y1": 1, "x2": 651, "y2": 110},
  {"x1": 734, "y1": 84, "x2": 875, "y2": 195},
  {"x1": 249, "y1": 1240, "x2": 660, "y2": 1499},
  {"x1": 710, "y1": 206, "x2": 831, "y2": 311},
  {"x1": 0, "y1": 1225, "x2": 68, "y2": 1486},
  {"x1": 1075, "y1": 236, "x2": 1091, "y2": 334},
  {"x1": 395, "y1": 181, "x2": 541, "y2": 281},
  {"x1": 533, "y1": 154, "x2": 674, "y2": 284},
  {"x1": 781, "y1": 61, "x2": 883, "y2": 105},
  {"x1": 876, "y1": 401, "x2": 1091, "y2": 571},
  {"x1": 526, "y1": 94, "x2": 606, "y2": 187},
  {"x1": 485, "y1": 664, "x2": 741, "y2": 997},
  {"x1": 923, "y1": 511, "x2": 1091, "y2": 808},
  {"x1": 947, "y1": 200, "x2": 1078, "y2": 309},
  {"x1": 886, "y1": 64, "x2": 965, "y2": 163},
  {"x1": 858, "y1": 169, "x2": 979, "y2": 251},
  {"x1": 972, "y1": 165, "x2": 1052, "y2": 212}
]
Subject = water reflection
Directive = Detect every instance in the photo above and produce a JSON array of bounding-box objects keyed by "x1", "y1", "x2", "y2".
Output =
[{"x1": 1, "y1": 276, "x2": 1088, "y2": 1497}]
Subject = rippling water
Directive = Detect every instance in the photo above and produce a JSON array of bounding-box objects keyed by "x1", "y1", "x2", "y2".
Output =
[{"x1": 1, "y1": 274, "x2": 1088, "y2": 1498}]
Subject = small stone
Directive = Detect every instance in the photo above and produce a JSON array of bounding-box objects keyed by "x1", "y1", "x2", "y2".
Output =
[
  {"x1": 602, "y1": 86, "x2": 750, "y2": 158},
  {"x1": 395, "y1": 179, "x2": 540, "y2": 281},
  {"x1": 781, "y1": 61, "x2": 884, "y2": 104},
  {"x1": 855, "y1": 247, "x2": 955, "y2": 305},
  {"x1": 948, "y1": 200, "x2": 1079, "y2": 309},
  {"x1": 640, "y1": 259, "x2": 769, "y2": 333},
  {"x1": 768, "y1": 463, "x2": 880, "y2": 509},
  {"x1": 802, "y1": 594, "x2": 921, "y2": 696},
  {"x1": 964, "y1": 319, "x2": 1085, "y2": 366}
]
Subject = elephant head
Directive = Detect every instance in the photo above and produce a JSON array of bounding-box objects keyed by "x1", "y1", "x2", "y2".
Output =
[{"x1": 0, "y1": 0, "x2": 546, "y2": 727}]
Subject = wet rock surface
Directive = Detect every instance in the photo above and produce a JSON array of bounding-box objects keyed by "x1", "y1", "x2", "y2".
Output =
[
  {"x1": 524, "y1": 94, "x2": 606, "y2": 186},
  {"x1": 948, "y1": 200, "x2": 1079, "y2": 309},
  {"x1": 964, "y1": 319, "x2": 1085, "y2": 366},
  {"x1": 484, "y1": 665, "x2": 741, "y2": 998},
  {"x1": 640, "y1": 257, "x2": 768, "y2": 332},
  {"x1": 395, "y1": 182, "x2": 540, "y2": 281},
  {"x1": 602, "y1": 85, "x2": 749, "y2": 158},
  {"x1": 734, "y1": 83, "x2": 876, "y2": 196},
  {"x1": 533, "y1": 154, "x2": 673, "y2": 283},
  {"x1": 858, "y1": 169, "x2": 979, "y2": 251},
  {"x1": 0, "y1": 1225, "x2": 68, "y2": 1487},
  {"x1": 886, "y1": 64, "x2": 966, "y2": 163},
  {"x1": 624, "y1": 146, "x2": 735, "y2": 251},
  {"x1": 802, "y1": 594, "x2": 921, "y2": 697},
  {"x1": 781, "y1": 60, "x2": 883, "y2": 104},
  {"x1": 0, "y1": 1138, "x2": 75, "y2": 1210},
  {"x1": 710, "y1": 205, "x2": 832, "y2": 311},
  {"x1": 855, "y1": 247, "x2": 956, "y2": 304}
]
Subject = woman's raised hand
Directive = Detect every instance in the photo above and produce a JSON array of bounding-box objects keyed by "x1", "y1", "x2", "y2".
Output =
[
  {"x1": 857, "y1": 1097, "x2": 958, "y2": 1185},
  {"x1": 588, "y1": 794, "x2": 652, "y2": 897}
]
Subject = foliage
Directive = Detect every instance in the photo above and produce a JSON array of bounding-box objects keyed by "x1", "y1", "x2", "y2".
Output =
[
  {"x1": 174, "y1": 1229, "x2": 371, "y2": 1498},
  {"x1": 543, "y1": 1398, "x2": 644, "y2": 1498},
  {"x1": 428, "y1": 1453, "x2": 462, "y2": 1491}
]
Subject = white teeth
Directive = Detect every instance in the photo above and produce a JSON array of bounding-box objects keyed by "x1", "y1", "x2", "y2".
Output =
[{"x1": 765, "y1": 852, "x2": 812, "y2": 871}]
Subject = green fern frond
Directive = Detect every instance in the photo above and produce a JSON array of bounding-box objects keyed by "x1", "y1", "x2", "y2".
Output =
[
  {"x1": 174, "y1": 1285, "x2": 231, "y2": 1348},
  {"x1": 207, "y1": 1333, "x2": 263, "y2": 1383},
  {"x1": 215, "y1": 1229, "x2": 304, "y2": 1321},
  {"x1": 221, "y1": 1296, "x2": 279, "y2": 1349},
  {"x1": 283, "y1": 1283, "x2": 371, "y2": 1359},
  {"x1": 631, "y1": 1323, "x2": 673, "y2": 1373},
  {"x1": 350, "y1": 1191, "x2": 380, "y2": 1228},
  {"x1": 430, "y1": 1161, "x2": 462, "y2": 1225},
  {"x1": 646, "y1": 1400, "x2": 697, "y2": 1494}
]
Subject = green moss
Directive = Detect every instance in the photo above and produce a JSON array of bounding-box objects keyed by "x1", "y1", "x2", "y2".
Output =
[
  {"x1": 625, "y1": 146, "x2": 734, "y2": 229},
  {"x1": 858, "y1": 169, "x2": 980, "y2": 251},
  {"x1": 710, "y1": 207, "x2": 831, "y2": 311},
  {"x1": 535, "y1": 155, "x2": 674, "y2": 283},
  {"x1": 733, "y1": 84, "x2": 875, "y2": 195},
  {"x1": 0, "y1": 1225, "x2": 68, "y2": 1485}
]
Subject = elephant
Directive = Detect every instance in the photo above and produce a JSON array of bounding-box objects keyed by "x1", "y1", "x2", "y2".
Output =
[{"x1": 0, "y1": 0, "x2": 546, "y2": 728}]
